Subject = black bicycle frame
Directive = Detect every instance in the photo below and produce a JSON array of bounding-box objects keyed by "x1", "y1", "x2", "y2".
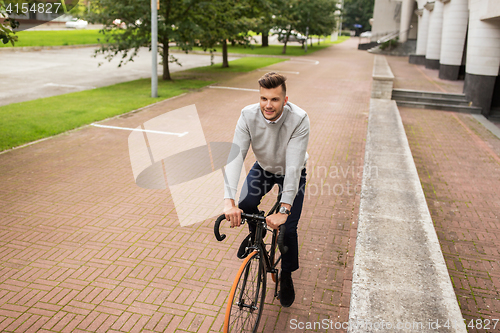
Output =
[
  {"x1": 245, "y1": 197, "x2": 283, "y2": 298},
  {"x1": 214, "y1": 194, "x2": 289, "y2": 301}
]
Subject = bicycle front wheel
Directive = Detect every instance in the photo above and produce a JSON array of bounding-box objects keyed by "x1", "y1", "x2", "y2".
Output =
[{"x1": 224, "y1": 250, "x2": 266, "y2": 333}]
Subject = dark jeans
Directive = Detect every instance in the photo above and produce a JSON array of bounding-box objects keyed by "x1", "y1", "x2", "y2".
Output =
[{"x1": 238, "y1": 162, "x2": 307, "y2": 272}]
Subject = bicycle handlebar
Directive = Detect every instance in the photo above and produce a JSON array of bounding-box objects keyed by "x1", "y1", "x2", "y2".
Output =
[
  {"x1": 214, "y1": 213, "x2": 288, "y2": 254},
  {"x1": 214, "y1": 214, "x2": 229, "y2": 241}
]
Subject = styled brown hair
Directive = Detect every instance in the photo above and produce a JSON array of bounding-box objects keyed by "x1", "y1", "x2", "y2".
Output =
[{"x1": 258, "y1": 72, "x2": 287, "y2": 96}]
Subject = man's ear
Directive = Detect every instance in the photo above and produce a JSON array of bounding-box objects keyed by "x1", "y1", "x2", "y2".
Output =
[{"x1": 284, "y1": 96, "x2": 288, "y2": 105}]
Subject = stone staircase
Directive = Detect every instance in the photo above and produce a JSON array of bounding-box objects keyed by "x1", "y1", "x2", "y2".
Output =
[{"x1": 391, "y1": 89, "x2": 482, "y2": 114}]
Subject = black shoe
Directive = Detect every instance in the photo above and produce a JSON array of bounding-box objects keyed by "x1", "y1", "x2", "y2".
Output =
[
  {"x1": 279, "y1": 271, "x2": 295, "y2": 307},
  {"x1": 237, "y1": 234, "x2": 253, "y2": 259}
]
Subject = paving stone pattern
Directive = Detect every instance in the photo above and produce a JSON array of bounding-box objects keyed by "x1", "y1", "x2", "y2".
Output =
[
  {"x1": 0, "y1": 38, "x2": 373, "y2": 332},
  {"x1": 388, "y1": 56, "x2": 500, "y2": 333},
  {"x1": 401, "y1": 108, "x2": 500, "y2": 333},
  {"x1": 386, "y1": 55, "x2": 464, "y2": 94}
]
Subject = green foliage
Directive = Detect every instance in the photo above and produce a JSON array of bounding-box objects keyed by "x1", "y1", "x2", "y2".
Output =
[
  {"x1": 84, "y1": 0, "x2": 343, "y2": 77},
  {"x1": 69, "y1": 0, "x2": 91, "y2": 17},
  {"x1": 246, "y1": 0, "x2": 276, "y2": 47},
  {"x1": 294, "y1": 0, "x2": 337, "y2": 38},
  {"x1": 193, "y1": 0, "x2": 267, "y2": 67},
  {"x1": 272, "y1": 0, "x2": 337, "y2": 54},
  {"x1": 0, "y1": 0, "x2": 19, "y2": 45},
  {"x1": 379, "y1": 38, "x2": 398, "y2": 50},
  {"x1": 86, "y1": 0, "x2": 203, "y2": 80},
  {"x1": 342, "y1": 0, "x2": 374, "y2": 33}
]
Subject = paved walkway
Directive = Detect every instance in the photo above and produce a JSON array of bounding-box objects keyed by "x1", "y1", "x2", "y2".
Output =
[
  {"x1": 0, "y1": 38, "x2": 373, "y2": 332},
  {"x1": 387, "y1": 55, "x2": 464, "y2": 94},
  {"x1": 387, "y1": 56, "x2": 500, "y2": 332}
]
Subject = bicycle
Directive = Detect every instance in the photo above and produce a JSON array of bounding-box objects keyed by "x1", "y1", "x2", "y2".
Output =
[{"x1": 214, "y1": 194, "x2": 288, "y2": 333}]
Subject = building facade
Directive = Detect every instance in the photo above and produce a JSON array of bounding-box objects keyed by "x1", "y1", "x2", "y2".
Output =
[{"x1": 371, "y1": 0, "x2": 500, "y2": 116}]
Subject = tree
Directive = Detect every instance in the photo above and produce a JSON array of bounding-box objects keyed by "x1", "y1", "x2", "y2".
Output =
[
  {"x1": 342, "y1": 0, "x2": 374, "y2": 34},
  {"x1": 272, "y1": 0, "x2": 300, "y2": 54},
  {"x1": 273, "y1": 0, "x2": 336, "y2": 54},
  {"x1": 87, "y1": 0, "x2": 202, "y2": 81},
  {"x1": 294, "y1": 0, "x2": 337, "y2": 46},
  {"x1": 69, "y1": 0, "x2": 93, "y2": 18},
  {"x1": 248, "y1": 0, "x2": 276, "y2": 47},
  {"x1": 195, "y1": 0, "x2": 266, "y2": 67}
]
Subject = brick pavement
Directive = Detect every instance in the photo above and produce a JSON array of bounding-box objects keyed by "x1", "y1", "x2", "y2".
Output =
[
  {"x1": 387, "y1": 55, "x2": 464, "y2": 94},
  {"x1": 388, "y1": 56, "x2": 500, "y2": 332},
  {"x1": 0, "y1": 38, "x2": 373, "y2": 332}
]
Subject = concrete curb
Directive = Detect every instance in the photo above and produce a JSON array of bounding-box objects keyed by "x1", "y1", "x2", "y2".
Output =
[
  {"x1": 348, "y1": 56, "x2": 467, "y2": 332},
  {"x1": 371, "y1": 55, "x2": 394, "y2": 100}
]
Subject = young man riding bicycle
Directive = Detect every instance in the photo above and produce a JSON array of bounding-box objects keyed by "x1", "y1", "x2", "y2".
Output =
[{"x1": 223, "y1": 72, "x2": 310, "y2": 308}]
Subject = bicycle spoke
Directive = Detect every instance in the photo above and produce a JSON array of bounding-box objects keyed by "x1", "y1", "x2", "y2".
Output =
[{"x1": 226, "y1": 252, "x2": 266, "y2": 333}]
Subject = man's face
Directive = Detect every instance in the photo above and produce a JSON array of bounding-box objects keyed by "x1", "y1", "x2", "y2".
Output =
[{"x1": 259, "y1": 86, "x2": 288, "y2": 122}]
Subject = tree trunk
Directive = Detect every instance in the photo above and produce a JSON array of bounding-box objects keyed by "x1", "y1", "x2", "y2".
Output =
[
  {"x1": 282, "y1": 28, "x2": 292, "y2": 54},
  {"x1": 262, "y1": 31, "x2": 269, "y2": 47},
  {"x1": 162, "y1": 39, "x2": 171, "y2": 80},
  {"x1": 222, "y1": 39, "x2": 229, "y2": 68},
  {"x1": 162, "y1": 1, "x2": 172, "y2": 81}
]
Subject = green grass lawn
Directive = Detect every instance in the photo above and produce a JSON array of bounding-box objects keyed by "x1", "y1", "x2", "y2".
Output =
[
  {"x1": 3, "y1": 29, "x2": 349, "y2": 55},
  {"x1": 0, "y1": 29, "x2": 102, "y2": 47},
  {"x1": 0, "y1": 57, "x2": 287, "y2": 151},
  {"x1": 190, "y1": 57, "x2": 287, "y2": 73},
  {"x1": 183, "y1": 36, "x2": 349, "y2": 56},
  {"x1": 0, "y1": 79, "x2": 212, "y2": 150}
]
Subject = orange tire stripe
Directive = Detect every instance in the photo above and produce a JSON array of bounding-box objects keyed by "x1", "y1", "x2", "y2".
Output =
[{"x1": 223, "y1": 251, "x2": 259, "y2": 333}]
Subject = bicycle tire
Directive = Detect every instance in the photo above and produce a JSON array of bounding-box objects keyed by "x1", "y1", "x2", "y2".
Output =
[{"x1": 224, "y1": 250, "x2": 266, "y2": 333}]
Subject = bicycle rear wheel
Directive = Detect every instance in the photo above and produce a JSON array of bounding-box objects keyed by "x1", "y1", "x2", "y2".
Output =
[{"x1": 224, "y1": 250, "x2": 266, "y2": 333}]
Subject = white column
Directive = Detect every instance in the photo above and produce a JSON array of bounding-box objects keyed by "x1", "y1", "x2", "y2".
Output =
[
  {"x1": 440, "y1": 0, "x2": 468, "y2": 66},
  {"x1": 400, "y1": 0, "x2": 415, "y2": 42},
  {"x1": 426, "y1": 0, "x2": 444, "y2": 65},
  {"x1": 464, "y1": 0, "x2": 500, "y2": 115},
  {"x1": 415, "y1": 7, "x2": 431, "y2": 55},
  {"x1": 466, "y1": 0, "x2": 500, "y2": 76}
]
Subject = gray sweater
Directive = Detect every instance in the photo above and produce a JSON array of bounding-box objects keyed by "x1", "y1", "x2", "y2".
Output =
[{"x1": 224, "y1": 101, "x2": 310, "y2": 205}]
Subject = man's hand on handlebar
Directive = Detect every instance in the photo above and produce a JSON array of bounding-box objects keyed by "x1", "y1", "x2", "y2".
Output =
[
  {"x1": 265, "y1": 213, "x2": 287, "y2": 230},
  {"x1": 266, "y1": 203, "x2": 291, "y2": 230},
  {"x1": 224, "y1": 199, "x2": 243, "y2": 228}
]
